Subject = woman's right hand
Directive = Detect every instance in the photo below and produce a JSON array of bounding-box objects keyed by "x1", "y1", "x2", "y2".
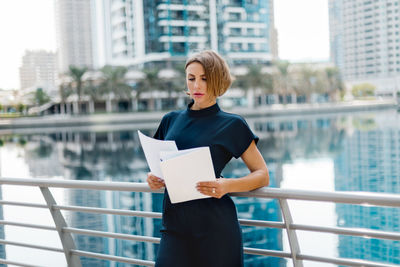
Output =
[{"x1": 147, "y1": 172, "x2": 165, "y2": 190}]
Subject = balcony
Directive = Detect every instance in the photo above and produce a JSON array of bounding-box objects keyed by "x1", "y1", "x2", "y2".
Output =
[{"x1": 0, "y1": 177, "x2": 399, "y2": 266}]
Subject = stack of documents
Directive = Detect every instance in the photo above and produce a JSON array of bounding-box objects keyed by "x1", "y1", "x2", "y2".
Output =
[{"x1": 138, "y1": 131, "x2": 216, "y2": 203}]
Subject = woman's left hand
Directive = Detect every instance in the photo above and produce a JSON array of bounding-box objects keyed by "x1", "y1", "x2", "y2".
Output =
[{"x1": 196, "y1": 178, "x2": 229, "y2": 199}]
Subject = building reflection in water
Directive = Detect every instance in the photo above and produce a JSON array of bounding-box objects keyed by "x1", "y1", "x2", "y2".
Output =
[
  {"x1": 334, "y1": 115, "x2": 400, "y2": 266},
  {"x1": 4, "y1": 110, "x2": 399, "y2": 266},
  {"x1": 0, "y1": 186, "x2": 6, "y2": 266}
]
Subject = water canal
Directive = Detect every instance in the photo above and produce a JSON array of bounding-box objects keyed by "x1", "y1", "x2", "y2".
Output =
[{"x1": 0, "y1": 108, "x2": 399, "y2": 266}]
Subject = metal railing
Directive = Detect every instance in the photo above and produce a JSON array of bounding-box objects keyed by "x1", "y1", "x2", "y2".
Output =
[{"x1": 0, "y1": 177, "x2": 399, "y2": 267}]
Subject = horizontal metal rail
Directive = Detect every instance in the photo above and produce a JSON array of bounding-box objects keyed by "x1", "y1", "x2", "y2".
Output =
[
  {"x1": 244, "y1": 247, "x2": 292, "y2": 258},
  {"x1": 0, "y1": 259, "x2": 42, "y2": 267},
  {"x1": 0, "y1": 219, "x2": 56, "y2": 231},
  {"x1": 64, "y1": 227, "x2": 160, "y2": 244},
  {"x1": 292, "y1": 223, "x2": 400, "y2": 241},
  {"x1": 232, "y1": 188, "x2": 400, "y2": 207},
  {"x1": 239, "y1": 218, "x2": 285, "y2": 228},
  {"x1": 1, "y1": 177, "x2": 399, "y2": 207},
  {"x1": 298, "y1": 254, "x2": 398, "y2": 267},
  {"x1": 0, "y1": 177, "x2": 158, "y2": 193},
  {"x1": 0, "y1": 239, "x2": 63, "y2": 253},
  {"x1": 0, "y1": 177, "x2": 399, "y2": 267},
  {"x1": 0, "y1": 200, "x2": 47, "y2": 209},
  {"x1": 53, "y1": 204, "x2": 162, "y2": 219},
  {"x1": 70, "y1": 249, "x2": 155, "y2": 266}
]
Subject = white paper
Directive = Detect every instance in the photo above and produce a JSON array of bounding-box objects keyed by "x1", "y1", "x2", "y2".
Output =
[
  {"x1": 138, "y1": 130, "x2": 178, "y2": 178},
  {"x1": 159, "y1": 147, "x2": 201, "y2": 161},
  {"x1": 160, "y1": 147, "x2": 216, "y2": 204}
]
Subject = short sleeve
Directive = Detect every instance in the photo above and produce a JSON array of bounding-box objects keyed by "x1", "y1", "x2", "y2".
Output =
[
  {"x1": 153, "y1": 122, "x2": 164, "y2": 140},
  {"x1": 153, "y1": 115, "x2": 169, "y2": 140},
  {"x1": 153, "y1": 111, "x2": 177, "y2": 140},
  {"x1": 227, "y1": 116, "x2": 259, "y2": 159}
]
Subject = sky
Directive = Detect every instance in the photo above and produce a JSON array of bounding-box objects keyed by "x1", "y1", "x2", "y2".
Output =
[{"x1": 0, "y1": 0, "x2": 330, "y2": 90}]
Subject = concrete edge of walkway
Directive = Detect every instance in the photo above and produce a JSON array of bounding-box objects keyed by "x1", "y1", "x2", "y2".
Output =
[{"x1": 0, "y1": 100, "x2": 397, "y2": 130}]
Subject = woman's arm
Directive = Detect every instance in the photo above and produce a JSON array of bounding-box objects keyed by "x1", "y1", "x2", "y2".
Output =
[{"x1": 196, "y1": 140, "x2": 269, "y2": 198}]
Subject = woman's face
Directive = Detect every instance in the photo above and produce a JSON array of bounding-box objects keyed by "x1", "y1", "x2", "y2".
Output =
[{"x1": 186, "y1": 62, "x2": 217, "y2": 110}]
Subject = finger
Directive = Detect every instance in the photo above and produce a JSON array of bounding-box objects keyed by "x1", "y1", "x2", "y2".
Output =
[
  {"x1": 149, "y1": 176, "x2": 164, "y2": 183},
  {"x1": 150, "y1": 180, "x2": 165, "y2": 186},
  {"x1": 197, "y1": 186, "x2": 217, "y2": 195},
  {"x1": 149, "y1": 182, "x2": 165, "y2": 190},
  {"x1": 197, "y1": 184, "x2": 219, "y2": 190},
  {"x1": 197, "y1": 181, "x2": 217, "y2": 188}
]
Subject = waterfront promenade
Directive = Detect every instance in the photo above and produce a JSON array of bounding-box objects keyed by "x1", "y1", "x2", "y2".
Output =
[{"x1": 0, "y1": 99, "x2": 396, "y2": 130}]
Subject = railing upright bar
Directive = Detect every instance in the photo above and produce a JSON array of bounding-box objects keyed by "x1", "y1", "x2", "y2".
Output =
[
  {"x1": 40, "y1": 187, "x2": 82, "y2": 267},
  {"x1": 279, "y1": 199, "x2": 303, "y2": 267}
]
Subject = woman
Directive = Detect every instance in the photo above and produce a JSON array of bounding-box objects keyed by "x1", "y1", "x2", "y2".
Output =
[{"x1": 147, "y1": 50, "x2": 269, "y2": 267}]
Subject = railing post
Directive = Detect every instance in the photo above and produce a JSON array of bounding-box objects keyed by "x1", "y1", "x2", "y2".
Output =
[
  {"x1": 279, "y1": 199, "x2": 303, "y2": 267},
  {"x1": 40, "y1": 187, "x2": 82, "y2": 267}
]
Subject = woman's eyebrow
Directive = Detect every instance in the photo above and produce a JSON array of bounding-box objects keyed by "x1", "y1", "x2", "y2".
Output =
[{"x1": 187, "y1": 73, "x2": 206, "y2": 76}]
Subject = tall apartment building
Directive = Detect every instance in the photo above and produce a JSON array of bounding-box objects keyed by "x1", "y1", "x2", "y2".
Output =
[
  {"x1": 19, "y1": 50, "x2": 57, "y2": 95},
  {"x1": 329, "y1": 0, "x2": 400, "y2": 96},
  {"x1": 55, "y1": 0, "x2": 95, "y2": 73},
  {"x1": 97, "y1": 0, "x2": 277, "y2": 66}
]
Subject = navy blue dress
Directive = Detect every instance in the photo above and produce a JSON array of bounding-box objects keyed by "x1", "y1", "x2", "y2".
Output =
[{"x1": 154, "y1": 101, "x2": 258, "y2": 267}]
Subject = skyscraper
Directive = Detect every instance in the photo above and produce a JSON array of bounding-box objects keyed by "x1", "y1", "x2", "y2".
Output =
[
  {"x1": 19, "y1": 50, "x2": 57, "y2": 95},
  {"x1": 98, "y1": 0, "x2": 278, "y2": 66},
  {"x1": 55, "y1": 0, "x2": 95, "y2": 73},
  {"x1": 329, "y1": 0, "x2": 400, "y2": 97}
]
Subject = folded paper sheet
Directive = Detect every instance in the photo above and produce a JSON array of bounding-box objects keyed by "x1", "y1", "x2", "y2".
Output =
[
  {"x1": 138, "y1": 131, "x2": 216, "y2": 203},
  {"x1": 137, "y1": 130, "x2": 178, "y2": 178},
  {"x1": 160, "y1": 147, "x2": 216, "y2": 203}
]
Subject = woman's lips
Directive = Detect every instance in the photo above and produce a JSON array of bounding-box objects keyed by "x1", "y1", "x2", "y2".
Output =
[{"x1": 193, "y1": 93, "x2": 204, "y2": 97}]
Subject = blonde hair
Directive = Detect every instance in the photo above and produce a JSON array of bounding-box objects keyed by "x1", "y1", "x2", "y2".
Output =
[{"x1": 185, "y1": 50, "x2": 232, "y2": 97}]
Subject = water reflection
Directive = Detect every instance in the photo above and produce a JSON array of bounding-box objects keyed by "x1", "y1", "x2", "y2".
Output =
[
  {"x1": 0, "y1": 109, "x2": 399, "y2": 266},
  {"x1": 334, "y1": 118, "x2": 400, "y2": 265},
  {"x1": 0, "y1": 187, "x2": 6, "y2": 266}
]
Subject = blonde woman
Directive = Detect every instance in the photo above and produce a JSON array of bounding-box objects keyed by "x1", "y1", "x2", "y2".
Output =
[{"x1": 147, "y1": 50, "x2": 269, "y2": 267}]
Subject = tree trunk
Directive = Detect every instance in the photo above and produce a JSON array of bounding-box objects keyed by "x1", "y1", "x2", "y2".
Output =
[
  {"x1": 247, "y1": 88, "x2": 255, "y2": 108},
  {"x1": 60, "y1": 101, "x2": 65, "y2": 114}
]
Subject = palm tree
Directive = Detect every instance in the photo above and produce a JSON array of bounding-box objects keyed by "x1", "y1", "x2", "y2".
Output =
[
  {"x1": 68, "y1": 66, "x2": 87, "y2": 113},
  {"x1": 273, "y1": 60, "x2": 291, "y2": 104},
  {"x1": 234, "y1": 65, "x2": 273, "y2": 107},
  {"x1": 325, "y1": 67, "x2": 343, "y2": 102},
  {"x1": 98, "y1": 65, "x2": 133, "y2": 112},
  {"x1": 136, "y1": 68, "x2": 160, "y2": 111},
  {"x1": 297, "y1": 65, "x2": 318, "y2": 103},
  {"x1": 59, "y1": 83, "x2": 73, "y2": 114},
  {"x1": 100, "y1": 66, "x2": 132, "y2": 97},
  {"x1": 158, "y1": 64, "x2": 186, "y2": 109}
]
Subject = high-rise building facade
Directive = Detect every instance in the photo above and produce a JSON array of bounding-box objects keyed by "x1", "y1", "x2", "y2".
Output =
[
  {"x1": 19, "y1": 50, "x2": 57, "y2": 95},
  {"x1": 329, "y1": 0, "x2": 400, "y2": 97},
  {"x1": 98, "y1": 0, "x2": 277, "y2": 66},
  {"x1": 55, "y1": 0, "x2": 95, "y2": 73}
]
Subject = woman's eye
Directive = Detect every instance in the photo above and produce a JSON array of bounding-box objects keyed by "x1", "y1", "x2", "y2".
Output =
[
  {"x1": 188, "y1": 78, "x2": 195, "y2": 81},
  {"x1": 202, "y1": 78, "x2": 207, "y2": 81}
]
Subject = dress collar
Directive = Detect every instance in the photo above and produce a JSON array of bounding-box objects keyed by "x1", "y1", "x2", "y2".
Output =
[{"x1": 186, "y1": 100, "x2": 221, "y2": 118}]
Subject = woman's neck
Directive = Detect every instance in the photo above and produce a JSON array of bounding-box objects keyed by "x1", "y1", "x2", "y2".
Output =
[{"x1": 191, "y1": 99, "x2": 217, "y2": 110}]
